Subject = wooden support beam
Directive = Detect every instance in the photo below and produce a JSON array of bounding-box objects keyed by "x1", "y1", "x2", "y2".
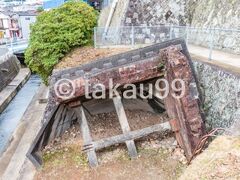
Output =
[
  {"x1": 61, "y1": 108, "x2": 75, "y2": 134},
  {"x1": 113, "y1": 96, "x2": 138, "y2": 158},
  {"x1": 73, "y1": 106, "x2": 98, "y2": 167},
  {"x1": 91, "y1": 122, "x2": 171, "y2": 150},
  {"x1": 49, "y1": 105, "x2": 65, "y2": 141},
  {"x1": 56, "y1": 107, "x2": 72, "y2": 137}
]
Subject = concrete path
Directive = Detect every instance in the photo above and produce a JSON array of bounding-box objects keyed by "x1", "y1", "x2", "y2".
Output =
[
  {"x1": 0, "y1": 68, "x2": 31, "y2": 113},
  {"x1": 188, "y1": 44, "x2": 240, "y2": 68},
  {"x1": 0, "y1": 84, "x2": 48, "y2": 180}
]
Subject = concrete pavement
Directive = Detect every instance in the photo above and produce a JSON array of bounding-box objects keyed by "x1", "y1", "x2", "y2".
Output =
[{"x1": 188, "y1": 44, "x2": 240, "y2": 68}]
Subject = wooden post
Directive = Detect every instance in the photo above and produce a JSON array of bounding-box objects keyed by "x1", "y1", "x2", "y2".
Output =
[
  {"x1": 92, "y1": 122, "x2": 171, "y2": 150},
  {"x1": 73, "y1": 105, "x2": 98, "y2": 167},
  {"x1": 49, "y1": 105, "x2": 65, "y2": 141},
  {"x1": 113, "y1": 95, "x2": 138, "y2": 158}
]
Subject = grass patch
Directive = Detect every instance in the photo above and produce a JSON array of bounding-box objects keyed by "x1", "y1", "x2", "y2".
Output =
[{"x1": 42, "y1": 145, "x2": 88, "y2": 168}]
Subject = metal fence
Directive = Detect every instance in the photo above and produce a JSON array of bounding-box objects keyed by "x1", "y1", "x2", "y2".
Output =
[
  {"x1": 5, "y1": 39, "x2": 28, "y2": 53},
  {"x1": 94, "y1": 25, "x2": 240, "y2": 59},
  {"x1": 0, "y1": 38, "x2": 28, "y2": 63}
]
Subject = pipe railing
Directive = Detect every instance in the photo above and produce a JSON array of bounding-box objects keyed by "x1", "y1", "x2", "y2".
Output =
[
  {"x1": 5, "y1": 38, "x2": 29, "y2": 53},
  {"x1": 94, "y1": 25, "x2": 240, "y2": 60}
]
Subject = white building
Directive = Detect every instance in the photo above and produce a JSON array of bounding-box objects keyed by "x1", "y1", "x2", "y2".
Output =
[
  {"x1": 0, "y1": 12, "x2": 19, "y2": 40},
  {"x1": 0, "y1": 11, "x2": 37, "y2": 42},
  {"x1": 0, "y1": 13, "x2": 10, "y2": 39},
  {"x1": 18, "y1": 11, "x2": 37, "y2": 39}
]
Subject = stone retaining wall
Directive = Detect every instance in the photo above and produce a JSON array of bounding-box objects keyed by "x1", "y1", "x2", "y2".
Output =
[
  {"x1": 193, "y1": 61, "x2": 240, "y2": 130},
  {"x1": 0, "y1": 53, "x2": 20, "y2": 92},
  {"x1": 102, "y1": 0, "x2": 240, "y2": 53},
  {"x1": 124, "y1": 0, "x2": 187, "y2": 26},
  {"x1": 190, "y1": 0, "x2": 240, "y2": 54},
  {"x1": 120, "y1": 26, "x2": 172, "y2": 45}
]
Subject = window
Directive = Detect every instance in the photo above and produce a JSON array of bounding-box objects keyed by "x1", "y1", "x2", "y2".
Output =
[
  {"x1": 0, "y1": 19, "x2": 3, "y2": 29},
  {"x1": 25, "y1": 17, "x2": 30, "y2": 20}
]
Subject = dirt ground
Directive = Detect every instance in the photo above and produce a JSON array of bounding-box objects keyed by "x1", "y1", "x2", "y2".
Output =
[
  {"x1": 34, "y1": 111, "x2": 240, "y2": 180},
  {"x1": 180, "y1": 136, "x2": 240, "y2": 180},
  {"x1": 86, "y1": 110, "x2": 169, "y2": 140},
  {"x1": 35, "y1": 110, "x2": 187, "y2": 180},
  {"x1": 50, "y1": 46, "x2": 240, "y2": 180},
  {"x1": 55, "y1": 46, "x2": 129, "y2": 69}
]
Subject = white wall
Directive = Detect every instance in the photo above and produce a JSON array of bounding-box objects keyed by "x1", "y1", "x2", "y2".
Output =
[
  {"x1": 19, "y1": 15, "x2": 36, "y2": 39},
  {"x1": 1, "y1": 18, "x2": 10, "y2": 38},
  {"x1": 0, "y1": 13, "x2": 10, "y2": 38},
  {"x1": 2, "y1": 19, "x2": 9, "y2": 29}
]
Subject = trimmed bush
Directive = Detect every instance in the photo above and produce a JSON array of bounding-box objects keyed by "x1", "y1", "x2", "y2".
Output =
[{"x1": 25, "y1": 1, "x2": 98, "y2": 83}]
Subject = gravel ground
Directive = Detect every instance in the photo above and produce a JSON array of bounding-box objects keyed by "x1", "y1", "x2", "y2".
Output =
[
  {"x1": 42, "y1": 110, "x2": 171, "y2": 152},
  {"x1": 180, "y1": 136, "x2": 240, "y2": 180},
  {"x1": 55, "y1": 46, "x2": 129, "y2": 69}
]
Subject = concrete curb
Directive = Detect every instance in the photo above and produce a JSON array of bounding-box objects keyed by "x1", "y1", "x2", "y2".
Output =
[
  {"x1": 0, "y1": 84, "x2": 48, "y2": 179},
  {"x1": 191, "y1": 53, "x2": 240, "y2": 77},
  {"x1": 0, "y1": 68, "x2": 31, "y2": 113}
]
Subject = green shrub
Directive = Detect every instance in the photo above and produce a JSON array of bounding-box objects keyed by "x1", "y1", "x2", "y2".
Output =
[{"x1": 25, "y1": 1, "x2": 98, "y2": 84}]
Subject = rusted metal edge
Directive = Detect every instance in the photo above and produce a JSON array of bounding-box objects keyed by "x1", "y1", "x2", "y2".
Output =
[{"x1": 162, "y1": 46, "x2": 206, "y2": 160}]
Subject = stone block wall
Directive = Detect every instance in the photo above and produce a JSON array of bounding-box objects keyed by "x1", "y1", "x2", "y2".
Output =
[
  {"x1": 193, "y1": 60, "x2": 240, "y2": 130},
  {"x1": 102, "y1": 0, "x2": 240, "y2": 53},
  {"x1": 108, "y1": 26, "x2": 172, "y2": 46},
  {"x1": 0, "y1": 53, "x2": 20, "y2": 92},
  {"x1": 124, "y1": 0, "x2": 187, "y2": 26},
  {"x1": 190, "y1": 0, "x2": 240, "y2": 54}
]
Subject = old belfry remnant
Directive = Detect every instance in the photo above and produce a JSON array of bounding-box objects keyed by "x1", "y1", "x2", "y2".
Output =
[
  {"x1": 161, "y1": 46, "x2": 205, "y2": 160},
  {"x1": 27, "y1": 39, "x2": 205, "y2": 168}
]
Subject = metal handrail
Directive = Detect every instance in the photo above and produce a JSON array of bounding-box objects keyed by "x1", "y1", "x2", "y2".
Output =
[
  {"x1": 5, "y1": 39, "x2": 29, "y2": 53},
  {"x1": 94, "y1": 25, "x2": 240, "y2": 60}
]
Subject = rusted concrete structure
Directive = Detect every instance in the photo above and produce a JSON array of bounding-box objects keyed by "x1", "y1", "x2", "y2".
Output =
[
  {"x1": 161, "y1": 46, "x2": 205, "y2": 159},
  {"x1": 28, "y1": 39, "x2": 205, "y2": 167}
]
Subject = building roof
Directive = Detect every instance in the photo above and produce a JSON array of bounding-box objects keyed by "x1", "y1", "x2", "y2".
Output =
[
  {"x1": 16, "y1": 11, "x2": 38, "y2": 16},
  {"x1": 0, "y1": 10, "x2": 37, "y2": 17},
  {"x1": 0, "y1": 12, "x2": 12, "y2": 20}
]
